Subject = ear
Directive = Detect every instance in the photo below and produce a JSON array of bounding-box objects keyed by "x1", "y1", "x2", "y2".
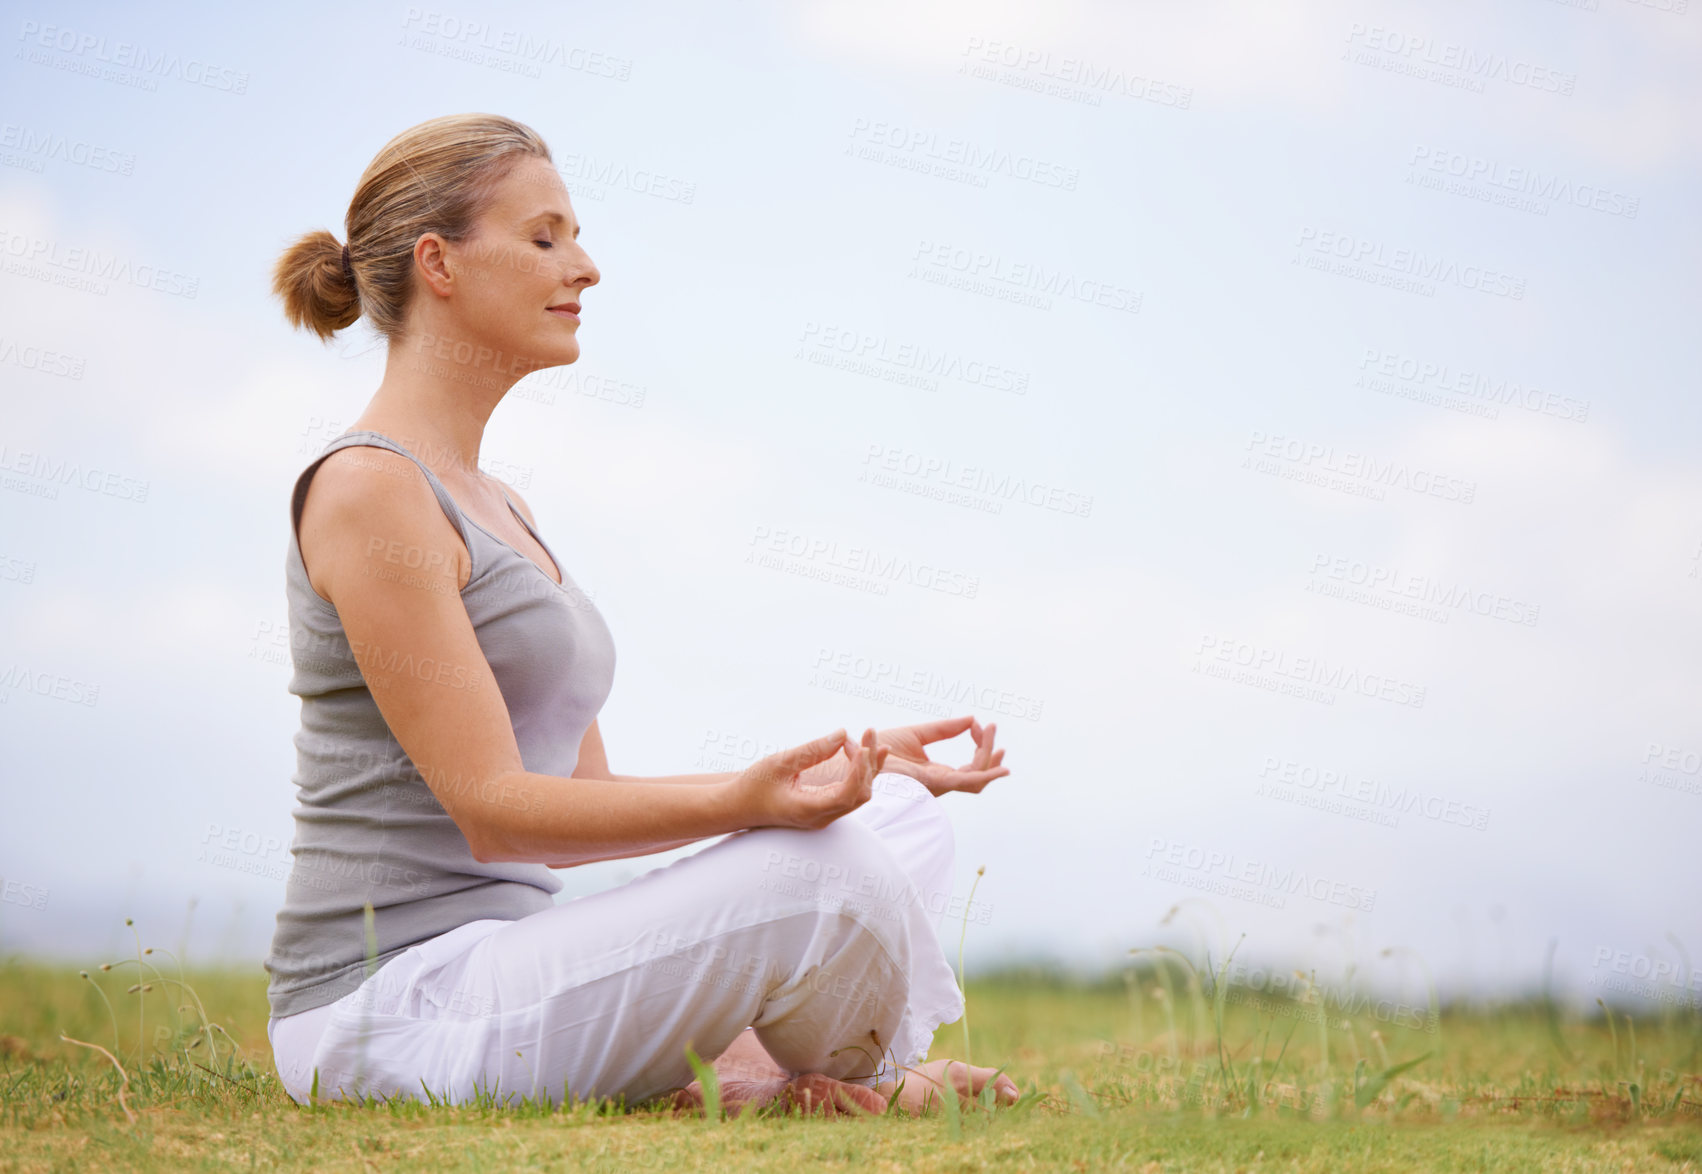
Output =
[{"x1": 414, "y1": 232, "x2": 455, "y2": 298}]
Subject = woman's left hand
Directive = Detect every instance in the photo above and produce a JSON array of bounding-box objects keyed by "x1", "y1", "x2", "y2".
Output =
[{"x1": 863, "y1": 715, "x2": 1009, "y2": 797}]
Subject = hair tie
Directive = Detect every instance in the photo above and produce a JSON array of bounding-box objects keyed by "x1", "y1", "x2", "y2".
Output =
[{"x1": 340, "y1": 242, "x2": 354, "y2": 282}]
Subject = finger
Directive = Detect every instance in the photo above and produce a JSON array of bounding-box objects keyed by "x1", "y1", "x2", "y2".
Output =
[
  {"x1": 876, "y1": 756, "x2": 924, "y2": 781},
  {"x1": 840, "y1": 732, "x2": 863, "y2": 780},
  {"x1": 862, "y1": 734, "x2": 887, "y2": 789},
  {"x1": 835, "y1": 731, "x2": 879, "y2": 809},
  {"x1": 938, "y1": 766, "x2": 1010, "y2": 794},
  {"x1": 853, "y1": 729, "x2": 882, "y2": 791},
  {"x1": 768, "y1": 728, "x2": 849, "y2": 776},
  {"x1": 971, "y1": 722, "x2": 997, "y2": 770},
  {"x1": 907, "y1": 714, "x2": 975, "y2": 745}
]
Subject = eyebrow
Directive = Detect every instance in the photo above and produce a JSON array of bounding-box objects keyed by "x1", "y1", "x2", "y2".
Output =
[{"x1": 525, "y1": 210, "x2": 580, "y2": 236}]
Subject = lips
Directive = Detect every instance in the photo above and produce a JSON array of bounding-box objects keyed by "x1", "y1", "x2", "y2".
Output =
[{"x1": 546, "y1": 302, "x2": 581, "y2": 313}]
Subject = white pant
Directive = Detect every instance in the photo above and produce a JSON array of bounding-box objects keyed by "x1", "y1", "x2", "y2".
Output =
[{"x1": 267, "y1": 773, "x2": 967, "y2": 1107}]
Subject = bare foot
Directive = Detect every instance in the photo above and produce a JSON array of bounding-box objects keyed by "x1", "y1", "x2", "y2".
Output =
[
  {"x1": 875, "y1": 1058, "x2": 1020, "y2": 1115},
  {"x1": 669, "y1": 1029, "x2": 884, "y2": 1118},
  {"x1": 775, "y1": 1072, "x2": 886, "y2": 1117}
]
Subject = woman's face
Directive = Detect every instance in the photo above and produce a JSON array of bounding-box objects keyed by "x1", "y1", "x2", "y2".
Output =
[{"x1": 437, "y1": 153, "x2": 599, "y2": 376}]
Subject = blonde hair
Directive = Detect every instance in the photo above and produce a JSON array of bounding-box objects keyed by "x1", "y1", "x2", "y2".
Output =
[{"x1": 271, "y1": 113, "x2": 552, "y2": 343}]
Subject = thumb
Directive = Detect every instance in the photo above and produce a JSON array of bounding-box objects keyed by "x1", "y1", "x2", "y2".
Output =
[{"x1": 770, "y1": 728, "x2": 849, "y2": 776}]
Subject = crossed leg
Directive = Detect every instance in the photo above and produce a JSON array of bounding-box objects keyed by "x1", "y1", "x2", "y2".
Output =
[
  {"x1": 671, "y1": 772, "x2": 1017, "y2": 1116},
  {"x1": 293, "y1": 772, "x2": 993, "y2": 1112}
]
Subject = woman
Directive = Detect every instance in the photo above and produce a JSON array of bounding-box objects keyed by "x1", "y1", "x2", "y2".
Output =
[{"x1": 262, "y1": 113, "x2": 1016, "y2": 1116}]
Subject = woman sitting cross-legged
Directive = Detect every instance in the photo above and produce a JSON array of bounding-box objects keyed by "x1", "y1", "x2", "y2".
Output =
[{"x1": 262, "y1": 112, "x2": 1016, "y2": 1116}]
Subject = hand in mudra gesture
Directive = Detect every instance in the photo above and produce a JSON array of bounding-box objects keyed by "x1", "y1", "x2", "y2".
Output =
[
  {"x1": 826, "y1": 714, "x2": 1008, "y2": 797},
  {"x1": 739, "y1": 728, "x2": 890, "y2": 830}
]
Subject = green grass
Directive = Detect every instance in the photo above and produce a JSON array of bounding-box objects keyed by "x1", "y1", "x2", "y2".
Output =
[{"x1": 2, "y1": 938, "x2": 1700, "y2": 1172}]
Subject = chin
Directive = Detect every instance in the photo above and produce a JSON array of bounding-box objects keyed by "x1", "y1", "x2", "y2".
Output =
[{"x1": 535, "y1": 340, "x2": 580, "y2": 370}]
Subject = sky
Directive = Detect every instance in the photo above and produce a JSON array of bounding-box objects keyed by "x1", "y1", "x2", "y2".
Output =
[{"x1": 1, "y1": 0, "x2": 1698, "y2": 1015}]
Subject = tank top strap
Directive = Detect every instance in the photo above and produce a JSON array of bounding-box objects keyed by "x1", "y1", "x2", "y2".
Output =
[{"x1": 290, "y1": 430, "x2": 481, "y2": 579}]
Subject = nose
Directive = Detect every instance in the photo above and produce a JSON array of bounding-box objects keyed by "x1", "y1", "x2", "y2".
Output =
[{"x1": 568, "y1": 243, "x2": 599, "y2": 290}]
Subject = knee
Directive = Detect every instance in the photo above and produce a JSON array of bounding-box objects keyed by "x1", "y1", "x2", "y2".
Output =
[
  {"x1": 748, "y1": 814, "x2": 906, "y2": 897},
  {"x1": 871, "y1": 769, "x2": 953, "y2": 826}
]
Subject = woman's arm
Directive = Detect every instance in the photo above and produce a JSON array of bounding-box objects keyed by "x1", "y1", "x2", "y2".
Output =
[{"x1": 300, "y1": 449, "x2": 884, "y2": 869}]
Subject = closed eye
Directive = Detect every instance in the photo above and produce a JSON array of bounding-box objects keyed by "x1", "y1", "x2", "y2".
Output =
[{"x1": 534, "y1": 239, "x2": 554, "y2": 249}]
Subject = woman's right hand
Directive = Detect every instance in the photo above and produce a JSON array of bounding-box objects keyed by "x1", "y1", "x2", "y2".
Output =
[{"x1": 731, "y1": 728, "x2": 889, "y2": 830}]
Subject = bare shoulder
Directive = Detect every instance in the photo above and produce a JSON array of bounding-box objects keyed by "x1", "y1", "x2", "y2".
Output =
[
  {"x1": 302, "y1": 444, "x2": 436, "y2": 526},
  {"x1": 298, "y1": 445, "x2": 471, "y2": 599}
]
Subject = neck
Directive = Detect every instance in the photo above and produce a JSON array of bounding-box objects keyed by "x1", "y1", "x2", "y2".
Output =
[{"x1": 359, "y1": 330, "x2": 522, "y2": 481}]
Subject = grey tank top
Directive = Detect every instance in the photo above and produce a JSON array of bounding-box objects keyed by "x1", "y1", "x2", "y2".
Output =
[{"x1": 264, "y1": 430, "x2": 617, "y2": 1020}]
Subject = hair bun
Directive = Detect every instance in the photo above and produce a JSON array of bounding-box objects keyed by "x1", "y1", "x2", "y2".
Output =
[{"x1": 270, "y1": 229, "x2": 362, "y2": 342}]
